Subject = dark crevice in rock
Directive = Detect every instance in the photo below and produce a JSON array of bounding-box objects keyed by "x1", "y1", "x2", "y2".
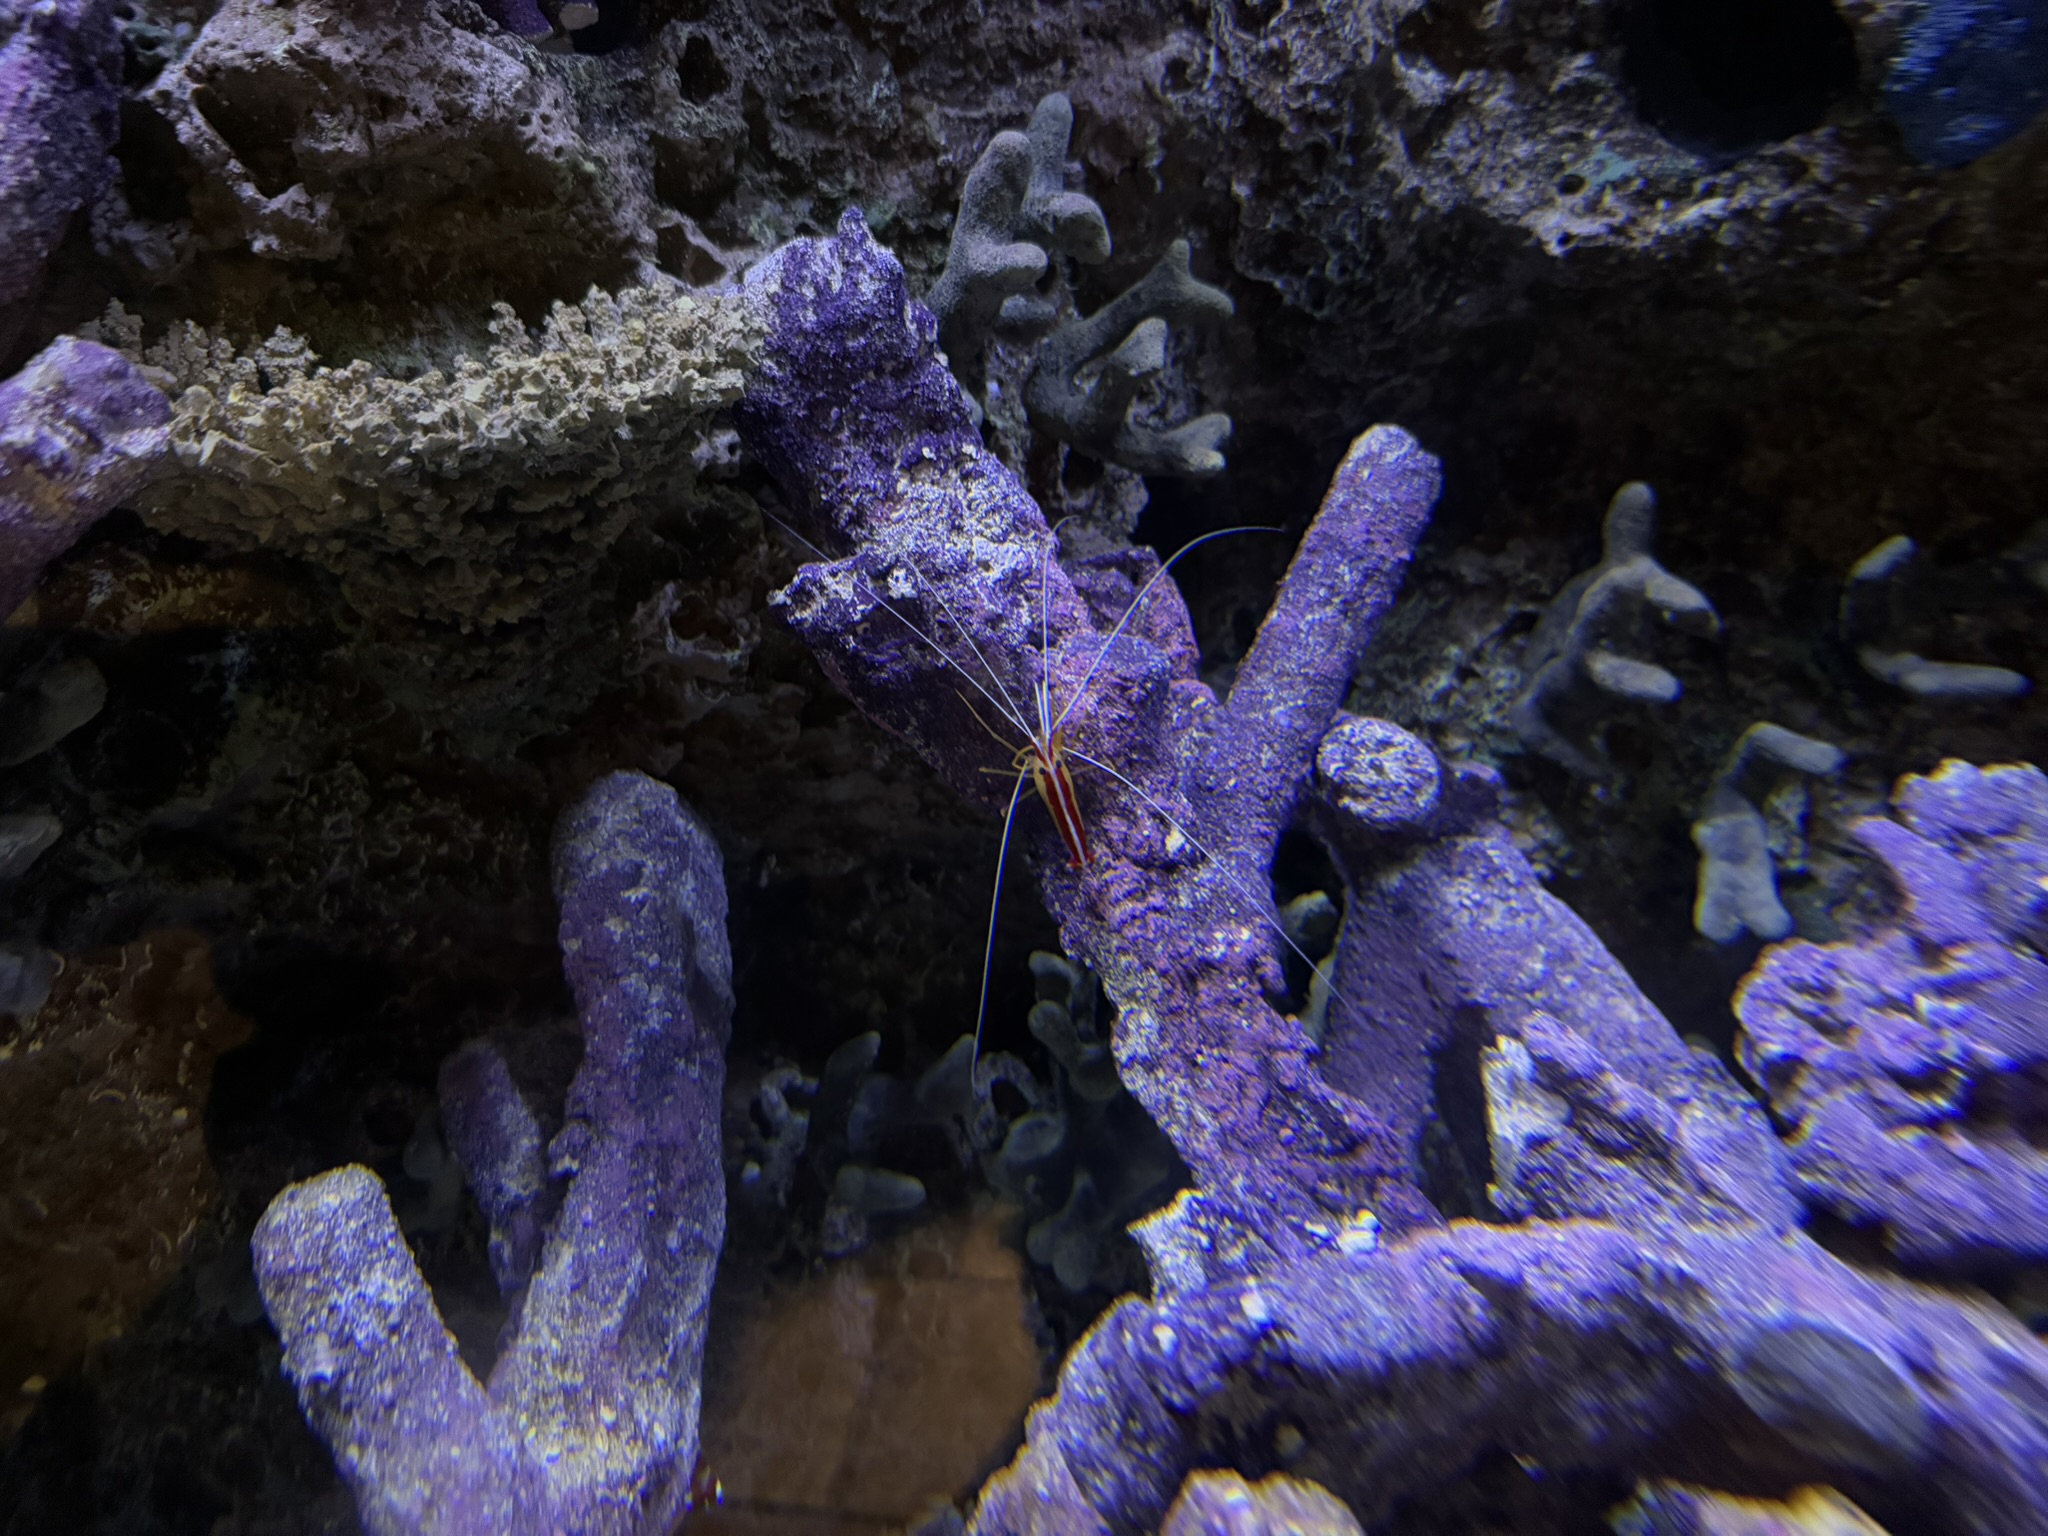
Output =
[
  {"x1": 189, "y1": 82, "x2": 301, "y2": 200},
  {"x1": 678, "y1": 33, "x2": 731, "y2": 103},
  {"x1": 114, "y1": 101, "x2": 194, "y2": 223},
  {"x1": 1422, "y1": 1007, "x2": 1501, "y2": 1222},
  {"x1": 1620, "y1": 0, "x2": 1860, "y2": 161}
]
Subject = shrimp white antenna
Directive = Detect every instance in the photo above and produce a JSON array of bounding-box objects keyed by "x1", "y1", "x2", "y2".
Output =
[
  {"x1": 762, "y1": 509, "x2": 1031, "y2": 739},
  {"x1": 899, "y1": 550, "x2": 1035, "y2": 740},
  {"x1": 1051, "y1": 525, "x2": 1281, "y2": 735},
  {"x1": 1064, "y1": 746, "x2": 1350, "y2": 1018},
  {"x1": 971, "y1": 771, "x2": 1032, "y2": 1071},
  {"x1": 1041, "y1": 516, "x2": 1081, "y2": 742}
]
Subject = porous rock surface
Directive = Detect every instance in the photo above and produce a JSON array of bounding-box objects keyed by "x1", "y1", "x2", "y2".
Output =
[
  {"x1": 119, "y1": 0, "x2": 658, "y2": 312},
  {"x1": 0, "y1": 931, "x2": 250, "y2": 1438},
  {"x1": 80, "y1": 285, "x2": 755, "y2": 745}
]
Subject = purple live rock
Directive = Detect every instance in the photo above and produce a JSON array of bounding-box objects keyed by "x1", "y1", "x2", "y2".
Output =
[
  {"x1": 1738, "y1": 758, "x2": 2048, "y2": 1269},
  {"x1": 0, "y1": 335, "x2": 169, "y2": 619},
  {"x1": 251, "y1": 771, "x2": 730, "y2": 1536},
  {"x1": 732, "y1": 210, "x2": 2048, "y2": 1534},
  {"x1": 0, "y1": 0, "x2": 124, "y2": 352}
]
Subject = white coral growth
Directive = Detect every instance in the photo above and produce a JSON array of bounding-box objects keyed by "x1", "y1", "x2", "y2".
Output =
[{"x1": 92, "y1": 289, "x2": 760, "y2": 628}]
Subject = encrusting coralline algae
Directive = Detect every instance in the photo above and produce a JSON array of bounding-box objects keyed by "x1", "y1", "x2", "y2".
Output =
[{"x1": 3, "y1": 0, "x2": 2048, "y2": 1529}]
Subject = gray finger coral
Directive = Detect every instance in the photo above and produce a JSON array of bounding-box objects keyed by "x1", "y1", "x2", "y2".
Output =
[
  {"x1": 927, "y1": 92, "x2": 1111, "y2": 384},
  {"x1": 930, "y1": 92, "x2": 1234, "y2": 483},
  {"x1": 1511, "y1": 481, "x2": 1719, "y2": 777},
  {"x1": 1840, "y1": 535, "x2": 2032, "y2": 701},
  {"x1": 1023, "y1": 241, "x2": 1236, "y2": 479},
  {"x1": 1692, "y1": 722, "x2": 1846, "y2": 945}
]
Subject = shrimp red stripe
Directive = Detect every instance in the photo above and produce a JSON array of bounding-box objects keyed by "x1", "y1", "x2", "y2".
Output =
[{"x1": 1032, "y1": 742, "x2": 1092, "y2": 868}]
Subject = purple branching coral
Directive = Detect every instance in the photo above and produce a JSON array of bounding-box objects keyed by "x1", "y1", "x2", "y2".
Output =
[
  {"x1": 0, "y1": 0, "x2": 122, "y2": 341},
  {"x1": 251, "y1": 771, "x2": 730, "y2": 1536},
  {"x1": 0, "y1": 335, "x2": 171, "y2": 619},
  {"x1": 476, "y1": 0, "x2": 556, "y2": 40},
  {"x1": 735, "y1": 211, "x2": 2048, "y2": 1532},
  {"x1": 739, "y1": 209, "x2": 1442, "y2": 1259},
  {"x1": 1737, "y1": 759, "x2": 2048, "y2": 1268}
]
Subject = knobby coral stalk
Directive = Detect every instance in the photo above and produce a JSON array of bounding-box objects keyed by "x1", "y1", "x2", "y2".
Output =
[
  {"x1": 251, "y1": 772, "x2": 730, "y2": 1536},
  {"x1": 736, "y1": 209, "x2": 1443, "y2": 1262},
  {"x1": 0, "y1": 0, "x2": 122, "y2": 330},
  {"x1": 736, "y1": 211, "x2": 2048, "y2": 1534},
  {"x1": 0, "y1": 336, "x2": 170, "y2": 620},
  {"x1": 972, "y1": 1217, "x2": 2048, "y2": 1534}
]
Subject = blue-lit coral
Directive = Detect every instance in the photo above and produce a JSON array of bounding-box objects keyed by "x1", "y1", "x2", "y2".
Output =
[
  {"x1": 1738, "y1": 758, "x2": 2048, "y2": 1266},
  {"x1": 1881, "y1": 0, "x2": 2048, "y2": 167},
  {"x1": 733, "y1": 212, "x2": 2048, "y2": 1528},
  {"x1": 1512, "y1": 481, "x2": 1719, "y2": 778},
  {"x1": 1692, "y1": 721, "x2": 1845, "y2": 944},
  {"x1": 252, "y1": 772, "x2": 730, "y2": 1535}
]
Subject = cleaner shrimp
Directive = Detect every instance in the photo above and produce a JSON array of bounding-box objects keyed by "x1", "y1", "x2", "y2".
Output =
[{"x1": 767, "y1": 512, "x2": 1347, "y2": 1067}]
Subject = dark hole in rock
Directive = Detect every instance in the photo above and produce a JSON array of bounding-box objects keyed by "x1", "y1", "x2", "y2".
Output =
[
  {"x1": 1620, "y1": 0, "x2": 1858, "y2": 162},
  {"x1": 1270, "y1": 827, "x2": 1344, "y2": 1016},
  {"x1": 1396, "y1": 1, "x2": 1495, "y2": 75},
  {"x1": 1799, "y1": 1207, "x2": 1896, "y2": 1270},
  {"x1": 1058, "y1": 449, "x2": 1105, "y2": 494},
  {"x1": 1557, "y1": 172, "x2": 1588, "y2": 196},
  {"x1": 115, "y1": 101, "x2": 194, "y2": 222},
  {"x1": 87, "y1": 710, "x2": 196, "y2": 808},
  {"x1": 629, "y1": 0, "x2": 714, "y2": 28},
  {"x1": 655, "y1": 223, "x2": 728, "y2": 286},
  {"x1": 652, "y1": 135, "x2": 738, "y2": 221},
  {"x1": 191, "y1": 81, "x2": 302, "y2": 200},
  {"x1": 683, "y1": 242, "x2": 728, "y2": 286},
  {"x1": 358, "y1": 1085, "x2": 423, "y2": 1153},
  {"x1": 678, "y1": 34, "x2": 731, "y2": 103},
  {"x1": 118, "y1": 10, "x2": 178, "y2": 88},
  {"x1": 1422, "y1": 1008, "x2": 1500, "y2": 1221},
  {"x1": 567, "y1": 2, "x2": 641, "y2": 53},
  {"x1": 987, "y1": 1077, "x2": 1031, "y2": 1119},
  {"x1": 742, "y1": 83, "x2": 777, "y2": 159}
]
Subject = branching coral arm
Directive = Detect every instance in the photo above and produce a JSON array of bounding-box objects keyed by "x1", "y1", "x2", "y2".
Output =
[
  {"x1": 1211, "y1": 430, "x2": 1438, "y2": 857},
  {"x1": 1051, "y1": 525, "x2": 1279, "y2": 736}
]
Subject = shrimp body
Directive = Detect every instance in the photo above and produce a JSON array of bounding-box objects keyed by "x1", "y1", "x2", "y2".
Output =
[
  {"x1": 1020, "y1": 725, "x2": 1091, "y2": 870},
  {"x1": 768, "y1": 512, "x2": 1310, "y2": 1067}
]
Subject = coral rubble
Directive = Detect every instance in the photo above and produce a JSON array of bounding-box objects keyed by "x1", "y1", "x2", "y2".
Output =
[
  {"x1": 86, "y1": 286, "x2": 757, "y2": 743},
  {"x1": 100, "y1": 291, "x2": 756, "y2": 631}
]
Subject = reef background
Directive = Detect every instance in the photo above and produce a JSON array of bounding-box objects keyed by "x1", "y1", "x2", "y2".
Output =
[{"x1": 2, "y1": 0, "x2": 2046, "y2": 1530}]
